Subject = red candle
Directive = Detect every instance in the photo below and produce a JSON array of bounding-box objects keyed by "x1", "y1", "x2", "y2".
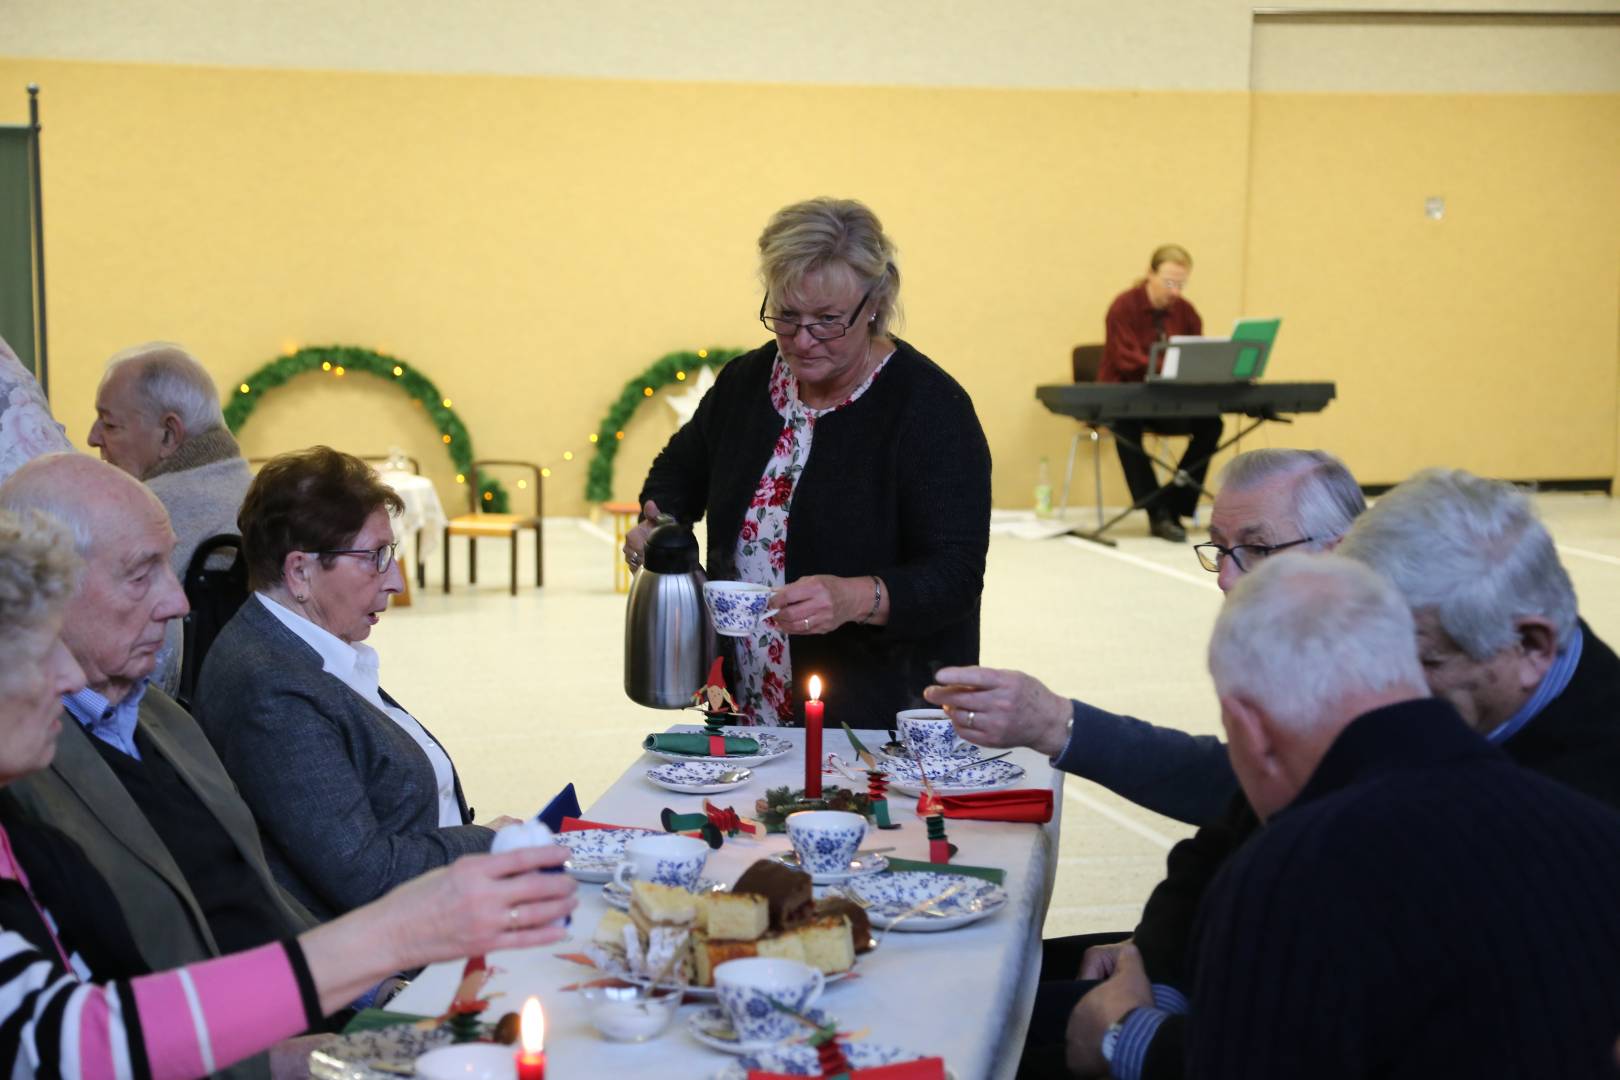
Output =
[
  {"x1": 516, "y1": 997, "x2": 546, "y2": 1080},
  {"x1": 804, "y1": 675, "x2": 824, "y2": 798}
]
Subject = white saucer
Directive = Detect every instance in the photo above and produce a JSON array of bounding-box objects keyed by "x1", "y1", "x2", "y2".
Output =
[
  {"x1": 555, "y1": 827, "x2": 663, "y2": 884},
  {"x1": 645, "y1": 760, "x2": 753, "y2": 795},
  {"x1": 769, "y1": 850, "x2": 890, "y2": 885},
  {"x1": 844, "y1": 870, "x2": 1009, "y2": 932},
  {"x1": 601, "y1": 877, "x2": 726, "y2": 911},
  {"x1": 685, "y1": 1004, "x2": 832, "y2": 1055}
]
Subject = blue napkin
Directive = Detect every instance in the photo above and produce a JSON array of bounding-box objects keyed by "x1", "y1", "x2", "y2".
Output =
[{"x1": 538, "y1": 783, "x2": 582, "y2": 832}]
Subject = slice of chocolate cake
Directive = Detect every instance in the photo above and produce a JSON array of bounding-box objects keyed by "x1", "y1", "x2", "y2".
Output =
[{"x1": 733, "y1": 859, "x2": 814, "y2": 930}]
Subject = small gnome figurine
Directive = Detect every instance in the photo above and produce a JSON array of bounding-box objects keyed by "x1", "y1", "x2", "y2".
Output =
[{"x1": 691, "y1": 657, "x2": 740, "y2": 723}]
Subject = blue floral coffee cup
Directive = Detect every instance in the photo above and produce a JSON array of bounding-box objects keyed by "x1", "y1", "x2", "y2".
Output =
[
  {"x1": 703, "y1": 581, "x2": 778, "y2": 638},
  {"x1": 611, "y1": 834, "x2": 709, "y2": 892},
  {"x1": 714, "y1": 957, "x2": 826, "y2": 1045},
  {"x1": 786, "y1": 810, "x2": 866, "y2": 877},
  {"x1": 897, "y1": 708, "x2": 967, "y2": 763}
]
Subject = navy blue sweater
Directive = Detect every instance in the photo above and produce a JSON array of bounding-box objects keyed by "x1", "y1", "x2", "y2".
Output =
[{"x1": 1187, "y1": 698, "x2": 1620, "y2": 1078}]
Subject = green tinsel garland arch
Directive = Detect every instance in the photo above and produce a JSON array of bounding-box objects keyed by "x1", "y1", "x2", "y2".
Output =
[
  {"x1": 223, "y1": 345, "x2": 509, "y2": 512},
  {"x1": 585, "y1": 347, "x2": 745, "y2": 503}
]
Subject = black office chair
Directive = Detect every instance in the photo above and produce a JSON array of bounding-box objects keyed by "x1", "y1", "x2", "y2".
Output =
[
  {"x1": 1059, "y1": 345, "x2": 1109, "y2": 527},
  {"x1": 177, "y1": 534, "x2": 250, "y2": 709}
]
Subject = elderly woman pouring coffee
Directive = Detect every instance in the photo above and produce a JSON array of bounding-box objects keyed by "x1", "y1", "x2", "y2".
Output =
[{"x1": 625, "y1": 197, "x2": 992, "y2": 728}]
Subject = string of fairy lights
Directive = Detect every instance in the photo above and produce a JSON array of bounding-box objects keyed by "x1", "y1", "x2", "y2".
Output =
[{"x1": 225, "y1": 344, "x2": 743, "y2": 508}]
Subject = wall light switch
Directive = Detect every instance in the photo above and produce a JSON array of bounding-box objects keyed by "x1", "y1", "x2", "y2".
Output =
[{"x1": 1425, "y1": 196, "x2": 1445, "y2": 221}]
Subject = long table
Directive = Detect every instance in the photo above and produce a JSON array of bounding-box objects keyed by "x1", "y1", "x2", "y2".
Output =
[{"x1": 387, "y1": 729, "x2": 1065, "y2": 1079}]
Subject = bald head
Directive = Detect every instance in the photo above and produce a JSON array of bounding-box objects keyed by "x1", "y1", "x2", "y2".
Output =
[{"x1": 0, "y1": 454, "x2": 187, "y2": 702}]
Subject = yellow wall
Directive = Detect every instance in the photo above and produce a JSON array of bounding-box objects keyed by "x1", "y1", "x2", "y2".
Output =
[
  {"x1": 0, "y1": 54, "x2": 1614, "y2": 513},
  {"x1": 1243, "y1": 92, "x2": 1620, "y2": 484},
  {"x1": 0, "y1": 59, "x2": 1251, "y2": 514}
]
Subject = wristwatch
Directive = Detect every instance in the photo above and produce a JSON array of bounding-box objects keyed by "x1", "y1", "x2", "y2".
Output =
[{"x1": 1100, "y1": 1008, "x2": 1138, "y2": 1068}]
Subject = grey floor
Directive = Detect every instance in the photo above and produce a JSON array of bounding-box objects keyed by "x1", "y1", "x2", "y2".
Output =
[{"x1": 369, "y1": 492, "x2": 1620, "y2": 940}]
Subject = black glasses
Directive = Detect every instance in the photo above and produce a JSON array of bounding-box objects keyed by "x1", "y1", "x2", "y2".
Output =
[
  {"x1": 1194, "y1": 537, "x2": 1313, "y2": 574},
  {"x1": 759, "y1": 284, "x2": 875, "y2": 341},
  {"x1": 321, "y1": 542, "x2": 399, "y2": 575}
]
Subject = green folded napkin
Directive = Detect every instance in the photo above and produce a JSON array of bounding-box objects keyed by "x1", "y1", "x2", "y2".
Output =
[
  {"x1": 644, "y1": 732, "x2": 760, "y2": 756},
  {"x1": 882, "y1": 857, "x2": 1006, "y2": 885},
  {"x1": 340, "y1": 1007, "x2": 433, "y2": 1034}
]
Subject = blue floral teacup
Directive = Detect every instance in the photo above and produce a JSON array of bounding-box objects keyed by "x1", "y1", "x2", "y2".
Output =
[
  {"x1": 897, "y1": 708, "x2": 967, "y2": 763},
  {"x1": 714, "y1": 957, "x2": 826, "y2": 1045},
  {"x1": 703, "y1": 581, "x2": 778, "y2": 638},
  {"x1": 786, "y1": 810, "x2": 866, "y2": 877},
  {"x1": 611, "y1": 834, "x2": 709, "y2": 892}
]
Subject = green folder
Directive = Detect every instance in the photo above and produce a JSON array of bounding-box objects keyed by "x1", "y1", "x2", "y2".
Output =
[{"x1": 1230, "y1": 317, "x2": 1281, "y2": 379}]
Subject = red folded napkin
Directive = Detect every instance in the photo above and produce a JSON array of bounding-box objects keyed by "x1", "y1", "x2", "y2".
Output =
[
  {"x1": 747, "y1": 1060, "x2": 946, "y2": 1080},
  {"x1": 559, "y1": 816, "x2": 641, "y2": 832},
  {"x1": 923, "y1": 788, "x2": 1052, "y2": 823}
]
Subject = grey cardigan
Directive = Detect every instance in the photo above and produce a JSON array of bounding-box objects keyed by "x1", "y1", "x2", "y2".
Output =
[{"x1": 193, "y1": 597, "x2": 493, "y2": 920}]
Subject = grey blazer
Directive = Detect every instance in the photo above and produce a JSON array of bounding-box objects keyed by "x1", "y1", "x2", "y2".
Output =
[
  {"x1": 193, "y1": 597, "x2": 493, "y2": 920},
  {"x1": 9, "y1": 690, "x2": 314, "y2": 1080}
]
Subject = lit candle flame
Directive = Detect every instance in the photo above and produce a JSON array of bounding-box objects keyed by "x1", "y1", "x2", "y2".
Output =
[
  {"x1": 808, "y1": 675, "x2": 822, "y2": 702},
  {"x1": 521, "y1": 996, "x2": 545, "y2": 1053}
]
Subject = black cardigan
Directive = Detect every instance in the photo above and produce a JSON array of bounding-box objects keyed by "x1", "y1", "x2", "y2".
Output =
[{"x1": 640, "y1": 339, "x2": 992, "y2": 728}]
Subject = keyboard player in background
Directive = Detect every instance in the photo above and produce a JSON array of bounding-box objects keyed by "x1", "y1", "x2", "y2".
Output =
[{"x1": 1100, "y1": 244, "x2": 1222, "y2": 543}]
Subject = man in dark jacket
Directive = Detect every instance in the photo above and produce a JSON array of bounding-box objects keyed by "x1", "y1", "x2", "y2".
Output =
[
  {"x1": 1065, "y1": 468, "x2": 1620, "y2": 1079},
  {"x1": 1184, "y1": 554, "x2": 1620, "y2": 1077}
]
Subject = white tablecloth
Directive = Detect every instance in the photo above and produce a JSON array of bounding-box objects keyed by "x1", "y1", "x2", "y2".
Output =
[
  {"x1": 379, "y1": 470, "x2": 447, "y2": 559},
  {"x1": 387, "y1": 728, "x2": 1065, "y2": 1079}
]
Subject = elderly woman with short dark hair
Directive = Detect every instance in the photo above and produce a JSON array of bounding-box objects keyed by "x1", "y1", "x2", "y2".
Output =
[
  {"x1": 626, "y1": 197, "x2": 992, "y2": 727},
  {"x1": 194, "y1": 446, "x2": 517, "y2": 920}
]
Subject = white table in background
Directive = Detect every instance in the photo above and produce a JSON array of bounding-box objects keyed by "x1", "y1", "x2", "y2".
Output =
[
  {"x1": 377, "y1": 470, "x2": 447, "y2": 602},
  {"x1": 387, "y1": 728, "x2": 1065, "y2": 1079}
]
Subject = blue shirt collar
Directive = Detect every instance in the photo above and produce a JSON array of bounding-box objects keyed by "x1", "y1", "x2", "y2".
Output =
[
  {"x1": 1486, "y1": 625, "x2": 1583, "y2": 746},
  {"x1": 62, "y1": 681, "x2": 149, "y2": 760}
]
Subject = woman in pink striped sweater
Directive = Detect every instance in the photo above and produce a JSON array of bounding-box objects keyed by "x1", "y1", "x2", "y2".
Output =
[{"x1": 0, "y1": 507, "x2": 578, "y2": 1079}]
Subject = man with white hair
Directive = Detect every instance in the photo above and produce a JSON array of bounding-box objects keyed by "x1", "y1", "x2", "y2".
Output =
[
  {"x1": 88, "y1": 343, "x2": 252, "y2": 694},
  {"x1": 0, "y1": 457, "x2": 313, "y2": 992},
  {"x1": 1183, "y1": 555, "x2": 1620, "y2": 1076},
  {"x1": 1057, "y1": 468, "x2": 1620, "y2": 1080},
  {"x1": 88, "y1": 341, "x2": 251, "y2": 579},
  {"x1": 930, "y1": 447, "x2": 1367, "y2": 826},
  {"x1": 1338, "y1": 467, "x2": 1620, "y2": 802}
]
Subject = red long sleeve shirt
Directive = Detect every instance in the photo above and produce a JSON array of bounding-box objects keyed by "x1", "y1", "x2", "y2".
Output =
[{"x1": 1100, "y1": 281, "x2": 1202, "y2": 383}]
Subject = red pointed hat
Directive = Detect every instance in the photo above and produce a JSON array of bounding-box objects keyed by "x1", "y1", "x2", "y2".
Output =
[{"x1": 703, "y1": 657, "x2": 728, "y2": 692}]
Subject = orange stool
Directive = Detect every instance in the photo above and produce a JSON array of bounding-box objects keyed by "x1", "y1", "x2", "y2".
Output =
[{"x1": 604, "y1": 501, "x2": 641, "y2": 593}]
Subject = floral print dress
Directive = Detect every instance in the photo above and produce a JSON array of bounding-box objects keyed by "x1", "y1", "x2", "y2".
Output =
[{"x1": 732, "y1": 349, "x2": 893, "y2": 726}]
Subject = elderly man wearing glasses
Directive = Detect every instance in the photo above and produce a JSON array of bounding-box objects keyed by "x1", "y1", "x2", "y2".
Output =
[{"x1": 193, "y1": 447, "x2": 519, "y2": 921}]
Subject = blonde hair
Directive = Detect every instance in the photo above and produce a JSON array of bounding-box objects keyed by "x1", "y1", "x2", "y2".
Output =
[
  {"x1": 758, "y1": 197, "x2": 901, "y2": 339},
  {"x1": 1150, "y1": 244, "x2": 1193, "y2": 272},
  {"x1": 0, "y1": 508, "x2": 81, "y2": 666}
]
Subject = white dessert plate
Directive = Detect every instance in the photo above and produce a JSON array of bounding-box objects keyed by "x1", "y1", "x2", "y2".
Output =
[
  {"x1": 646, "y1": 727, "x2": 794, "y2": 767},
  {"x1": 554, "y1": 827, "x2": 663, "y2": 884},
  {"x1": 881, "y1": 757, "x2": 1026, "y2": 796},
  {"x1": 769, "y1": 850, "x2": 890, "y2": 885},
  {"x1": 645, "y1": 760, "x2": 753, "y2": 794},
  {"x1": 843, "y1": 871, "x2": 1008, "y2": 931},
  {"x1": 715, "y1": 1043, "x2": 955, "y2": 1080},
  {"x1": 601, "y1": 877, "x2": 726, "y2": 911},
  {"x1": 686, "y1": 1004, "x2": 833, "y2": 1055}
]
